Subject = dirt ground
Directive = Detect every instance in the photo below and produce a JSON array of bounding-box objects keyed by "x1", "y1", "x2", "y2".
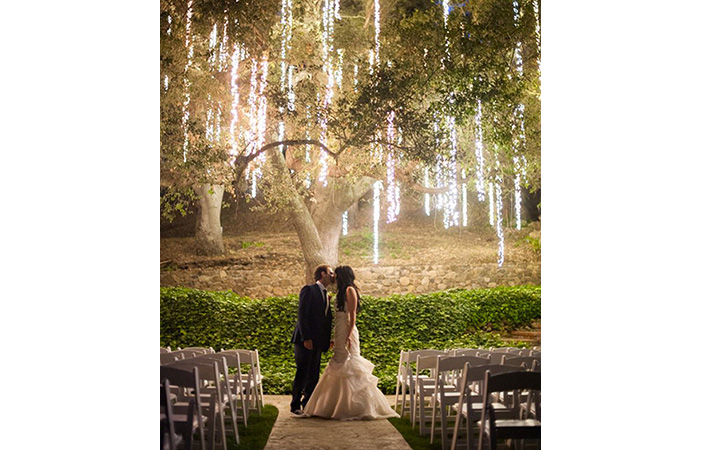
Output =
[{"x1": 160, "y1": 195, "x2": 541, "y2": 270}]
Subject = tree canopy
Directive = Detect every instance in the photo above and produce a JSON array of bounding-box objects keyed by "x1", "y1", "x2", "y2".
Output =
[{"x1": 160, "y1": 0, "x2": 540, "y2": 272}]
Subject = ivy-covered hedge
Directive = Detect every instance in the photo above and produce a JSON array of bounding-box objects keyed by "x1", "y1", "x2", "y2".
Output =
[{"x1": 160, "y1": 285, "x2": 540, "y2": 394}]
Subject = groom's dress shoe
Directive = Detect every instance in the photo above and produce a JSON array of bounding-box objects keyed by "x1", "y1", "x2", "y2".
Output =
[{"x1": 291, "y1": 409, "x2": 304, "y2": 416}]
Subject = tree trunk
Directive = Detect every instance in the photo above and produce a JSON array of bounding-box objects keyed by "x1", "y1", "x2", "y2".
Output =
[
  {"x1": 270, "y1": 147, "x2": 376, "y2": 281},
  {"x1": 193, "y1": 183, "x2": 225, "y2": 256}
]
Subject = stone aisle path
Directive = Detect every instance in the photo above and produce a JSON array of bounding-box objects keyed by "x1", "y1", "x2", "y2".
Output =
[{"x1": 263, "y1": 395, "x2": 412, "y2": 450}]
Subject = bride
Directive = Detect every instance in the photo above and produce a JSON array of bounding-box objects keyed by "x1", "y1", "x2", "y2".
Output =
[{"x1": 302, "y1": 265, "x2": 399, "y2": 420}]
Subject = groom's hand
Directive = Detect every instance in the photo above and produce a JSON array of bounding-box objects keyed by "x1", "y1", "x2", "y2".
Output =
[{"x1": 303, "y1": 339, "x2": 313, "y2": 350}]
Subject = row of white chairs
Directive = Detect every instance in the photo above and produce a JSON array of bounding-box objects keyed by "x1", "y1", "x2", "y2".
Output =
[
  {"x1": 160, "y1": 348, "x2": 265, "y2": 450},
  {"x1": 451, "y1": 367, "x2": 540, "y2": 450},
  {"x1": 394, "y1": 348, "x2": 540, "y2": 449}
]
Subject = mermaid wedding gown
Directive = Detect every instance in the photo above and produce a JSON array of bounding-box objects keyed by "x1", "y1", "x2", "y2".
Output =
[{"x1": 302, "y1": 310, "x2": 399, "y2": 420}]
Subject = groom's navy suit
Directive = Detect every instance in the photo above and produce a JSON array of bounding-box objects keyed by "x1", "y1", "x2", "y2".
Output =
[{"x1": 290, "y1": 281, "x2": 333, "y2": 412}]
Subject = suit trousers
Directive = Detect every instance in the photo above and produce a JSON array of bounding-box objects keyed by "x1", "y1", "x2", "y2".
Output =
[{"x1": 290, "y1": 343, "x2": 323, "y2": 412}]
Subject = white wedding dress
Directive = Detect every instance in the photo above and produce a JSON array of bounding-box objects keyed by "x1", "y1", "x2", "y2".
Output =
[{"x1": 302, "y1": 310, "x2": 399, "y2": 420}]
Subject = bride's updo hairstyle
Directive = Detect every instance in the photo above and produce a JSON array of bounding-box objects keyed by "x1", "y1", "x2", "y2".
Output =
[{"x1": 334, "y1": 265, "x2": 361, "y2": 313}]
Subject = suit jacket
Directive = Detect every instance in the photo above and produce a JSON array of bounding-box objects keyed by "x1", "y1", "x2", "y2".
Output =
[{"x1": 291, "y1": 283, "x2": 333, "y2": 352}]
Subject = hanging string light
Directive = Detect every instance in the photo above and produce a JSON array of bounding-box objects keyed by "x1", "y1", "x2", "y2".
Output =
[
  {"x1": 495, "y1": 176, "x2": 505, "y2": 267},
  {"x1": 386, "y1": 111, "x2": 398, "y2": 223},
  {"x1": 511, "y1": 0, "x2": 528, "y2": 230},
  {"x1": 461, "y1": 168, "x2": 468, "y2": 227},
  {"x1": 181, "y1": 0, "x2": 194, "y2": 162},
  {"x1": 319, "y1": 0, "x2": 339, "y2": 187},
  {"x1": 373, "y1": 181, "x2": 382, "y2": 264},
  {"x1": 342, "y1": 211, "x2": 348, "y2": 236},
  {"x1": 278, "y1": 0, "x2": 294, "y2": 158},
  {"x1": 229, "y1": 43, "x2": 242, "y2": 162},
  {"x1": 424, "y1": 167, "x2": 431, "y2": 216},
  {"x1": 533, "y1": 0, "x2": 541, "y2": 77},
  {"x1": 474, "y1": 100, "x2": 486, "y2": 201},
  {"x1": 445, "y1": 115, "x2": 459, "y2": 229},
  {"x1": 493, "y1": 145, "x2": 505, "y2": 267},
  {"x1": 488, "y1": 181, "x2": 495, "y2": 226},
  {"x1": 374, "y1": 0, "x2": 380, "y2": 66},
  {"x1": 205, "y1": 24, "x2": 218, "y2": 144}
]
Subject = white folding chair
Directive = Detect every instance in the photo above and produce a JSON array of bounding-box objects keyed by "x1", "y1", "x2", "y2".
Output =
[
  {"x1": 500, "y1": 355, "x2": 541, "y2": 369},
  {"x1": 160, "y1": 365, "x2": 207, "y2": 450},
  {"x1": 161, "y1": 347, "x2": 172, "y2": 354},
  {"x1": 477, "y1": 370, "x2": 541, "y2": 450},
  {"x1": 415, "y1": 354, "x2": 445, "y2": 435},
  {"x1": 401, "y1": 350, "x2": 448, "y2": 423},
  {"x1": 161, "y1": 379, "x2": 181, "y2": 450},
  {"x1": 430, "y1": 356, "x2": 491, "y2": 449},
  {"x1": 450, "y1": 364, "x2": 520, "y2": 450},
  {"x1": 452, "y1": 349, "x2": 490, "y2": 358},
  {"x1": 220, "y1": 349, "x2": 264, "y2": 415},
  {"x1": 192, "y1": 353, "x2": 242, "y2": 441},
  {"x1": 210, "y1": 352, "x2": 248, "y2": 426},
  {"x1": 394, "y1": 350, "x2": 409, "y2": 413},
  {"x1": 179, "y1": 347, "x2": 215, "y2": 355},
  {"x1": 161, "y1": 351, "x2": 196, "y2": 364},
  {"x1": 166, "y1": 359, "x2": 230, "y2": 450}
]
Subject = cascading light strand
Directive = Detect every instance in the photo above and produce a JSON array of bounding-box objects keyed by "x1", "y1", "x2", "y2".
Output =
[
  {"x1": 445, "y1": 115, "x2": 459, "y2": 228},
  {"x1": 229, "y1": 43, "x2": 242, "y2": 162},
  {"x1": 424, "y1": 167, "x2": 431, "y2": 216},
  {"x1": 512, "y1": 0, "x2": 527, "y2": 230},
  {"x1": 493, "y1": 148, "x2": 505, "y2": 266},
  {"x1": 181, "y1": 0, "x2": 194, "y2": 162},
  {"x1": 495, "y1": 176, "x2": 505, "y2": 267},
  {"x1": 533, "y1": 0, "x2": 541, "y2": 76},
  {"x1": 374, "y1": 0, "x2": 380, "y2": 64},
  {"x1": 488, "y1": 180, "x2": 495, "y2": 226},
  {"x1": 386, "y1": 111, "x2": 398, "y2": 223},
  {"x1": 342, "y1": 211, "x2": 348, "y2": 236},
  {"x1": 373, "y1": 181, "x2": 382, "y2": 264},
  {"x1": 461, "y1": 169, "x2": 468, "y2": 227},
  {"x1": 475, "y1": 99, "x2": 486, "y2": 201}
]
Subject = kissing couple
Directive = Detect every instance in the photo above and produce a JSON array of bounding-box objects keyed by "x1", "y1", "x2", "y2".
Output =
[{"x1": 290, "y1": 264, "x2": 399, "y2": 420}]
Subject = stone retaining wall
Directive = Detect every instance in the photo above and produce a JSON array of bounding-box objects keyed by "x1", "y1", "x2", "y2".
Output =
[{"x1": 160, "y1": 262, "x2": 541, "y2": 298}]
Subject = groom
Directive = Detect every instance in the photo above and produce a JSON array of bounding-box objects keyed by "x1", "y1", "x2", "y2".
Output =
[{"x1": 290, "y1": 264, "x2": 335, "y2": 415}]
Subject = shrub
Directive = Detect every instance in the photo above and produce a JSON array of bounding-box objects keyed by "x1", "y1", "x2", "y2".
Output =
[{"x1": 160, "y1": 285, "x2": 540, "y2": 394}]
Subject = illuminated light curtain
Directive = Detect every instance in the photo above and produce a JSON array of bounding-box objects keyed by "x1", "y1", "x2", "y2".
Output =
[
  {"x1": 205, "y1": 25, "x2": 218, "y2": 143},
  {"x1": 444, "y1": 115, "x2": 459, "y2": 229},
  {"x1": 440, "y1": 0, "x2": 459, "y2": 228},
  {"x1": 164, "y1": 16, "x2": 171, "y2": 90},
  {"x1": 319, "y1": 0, "x2": 339, "y2": 187},
  {"x1": 474, "y1": 99, "x2": 486, "y2": 201},
  {"x1": 488, "y1": 180, "x2": 495, "y2": 226},
  {"x1": 512, "y1": 0, "x2": 528, "y2": 230},
  {"x1": 181, "y1": 0, "x2": 194, "y2": 162},
  {"x1": 533, "y1": 0, "x2": 541, "y2": 77},
  {"x1": 229, "y1": 43, "x2": 243, "y2": 162},
  {"x1": 424, "y1": 167, "x2": 431, "y2": 216},
  {"x1": 461, "y1": 169, "x2": 468, "y2": 226},
  {"x1": 494, "y1": 146, "x2": 505, "y2": 267},
  {"x1": 373, "y1": 181, "x2": 382, "y2": 264},
  {"x1": 245, "y1": 57, "x2": 269, "y2": 198},
  {"x1": 373, "y1": 0, "x2": 380, "y2": 67},
  {"x1": 495, "y1": 176, "x2": 505, "y2": 267},
  {"x1": 386, "y1": 111, "x2": 398, "y2": 223},
  {"x1": 279, "y1": 0, "x2": 294, "y2": 155}
]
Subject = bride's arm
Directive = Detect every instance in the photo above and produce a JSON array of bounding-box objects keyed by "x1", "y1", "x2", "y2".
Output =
[{"x1": 345, "y1": 286, "x2": 357, "y2": 348}]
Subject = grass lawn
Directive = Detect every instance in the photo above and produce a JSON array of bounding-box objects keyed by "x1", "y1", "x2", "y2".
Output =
[
  {"x1": 387, "y1": 410, "x2": 443, "y2": 450},
  {"x1": 228, "y1": 404, "x2": 279, "y2": 449}
]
